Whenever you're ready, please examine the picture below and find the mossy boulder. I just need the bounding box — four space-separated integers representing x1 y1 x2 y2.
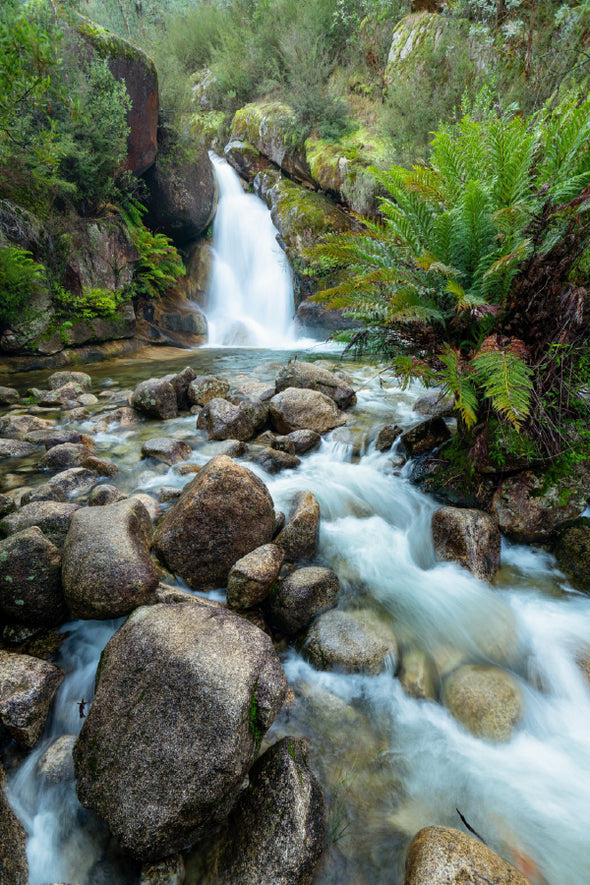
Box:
490 469 589 544
305 131 385 214
142 124 217 245
231 102 313 186
76 14 158 175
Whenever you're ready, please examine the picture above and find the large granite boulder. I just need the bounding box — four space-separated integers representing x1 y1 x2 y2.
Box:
0 527 65 627
209 737 326 885
154 455 275 590
431 506 501 582
142 125 217 244
490 470 589 543
405 825 528 884
62 498 158 619
0 764 28 885
73 600 288 861
39 442 93 470
443 664 523 742
0 651 64 748
77 15 158 175
275 361 356 410
269 388 346 435
266 567 340 635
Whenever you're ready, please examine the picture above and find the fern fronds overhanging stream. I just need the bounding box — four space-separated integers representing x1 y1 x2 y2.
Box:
309 91 590 466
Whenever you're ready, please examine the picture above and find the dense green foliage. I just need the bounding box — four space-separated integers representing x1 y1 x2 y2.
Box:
312 90 590 464
122 200 186 300
0 0 185 335
0 246 46 326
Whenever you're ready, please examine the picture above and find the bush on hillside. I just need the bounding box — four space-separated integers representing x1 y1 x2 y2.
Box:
311 89 590 466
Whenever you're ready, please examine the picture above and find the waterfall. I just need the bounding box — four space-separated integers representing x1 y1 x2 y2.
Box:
205 154 300 348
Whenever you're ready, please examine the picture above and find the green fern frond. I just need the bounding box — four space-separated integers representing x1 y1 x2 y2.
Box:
438 348 479 428
472 349 533 428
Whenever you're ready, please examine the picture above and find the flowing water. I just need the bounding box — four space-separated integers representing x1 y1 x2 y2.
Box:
204 154 301 348
2 165 590 883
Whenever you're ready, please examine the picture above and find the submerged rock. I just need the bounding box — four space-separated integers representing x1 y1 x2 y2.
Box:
398 648 438 700
141 437 192 465
74 600 288 861
442 664 523 742
405 825 528 884
0 651 64 748
154 455 275 590
140 855 185 885
210 737 326 885
305 609 398 675
431 506 501 582
62 498 158 619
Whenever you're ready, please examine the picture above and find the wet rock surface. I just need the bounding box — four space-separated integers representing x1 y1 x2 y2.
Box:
227 543 285 610
154 454 275 590
552 517 590 592
0 526 65 626
275 490 320 561
432 506 501 582
269 388 346 435
405 825 528 884
0 763 29 885
266 566 340 635
305 609 398 674
275 360 356 410
62 498 158 619
74 600 288 861
209 737 327 885
0 651 64 748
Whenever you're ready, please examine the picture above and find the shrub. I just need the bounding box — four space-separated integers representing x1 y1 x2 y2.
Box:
0 246 46 328
311 90 590 464
121 200 185 299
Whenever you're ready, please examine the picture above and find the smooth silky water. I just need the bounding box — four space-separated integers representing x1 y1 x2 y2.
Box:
2 157 590 884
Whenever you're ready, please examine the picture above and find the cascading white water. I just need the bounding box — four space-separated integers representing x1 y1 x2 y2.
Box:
205 154 300 347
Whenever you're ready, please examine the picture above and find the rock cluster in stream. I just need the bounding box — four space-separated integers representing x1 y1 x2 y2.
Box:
0 359 588 884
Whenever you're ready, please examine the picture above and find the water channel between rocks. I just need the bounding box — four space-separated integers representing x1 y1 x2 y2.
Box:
2 345 590 885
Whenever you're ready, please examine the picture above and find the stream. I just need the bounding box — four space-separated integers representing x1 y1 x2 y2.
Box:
2 159 590 885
